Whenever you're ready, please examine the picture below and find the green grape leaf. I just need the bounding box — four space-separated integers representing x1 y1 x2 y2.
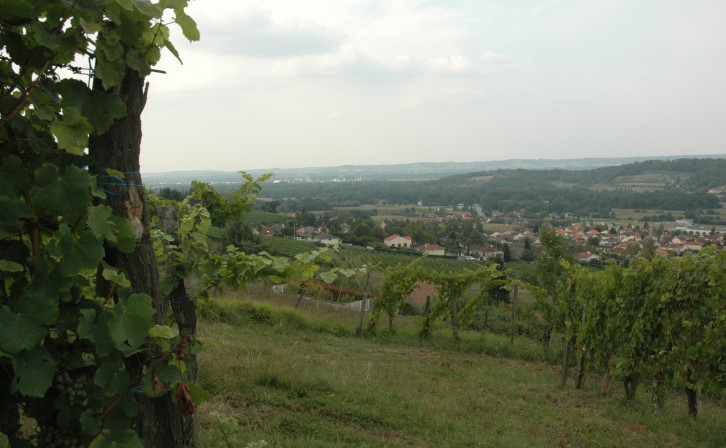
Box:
1 0 35 20
11 345 56 397
93 353 128 393
56 79 127 134
187 383 210 405
295 252 317 263
153 363 181 385
105 169 125 179
79 17 104 34
80 408 102 436
57 225 105 276
109 293 155 355
0 431 8 448
78 308 98 341
161 275 179 296
0 306 47 353
20 268 63 324
133 0 163 19
0 260 23 272
29 22 76 56
94 56 126 90
109 215 136 252
319 271 337 284
49 107 92 155
163 38 183 64
270 257 289 273
148 325 175 339
89 429 144 448
0 196 33 239
114 0 134 11
160 0 189 9
87 205 136 252
174 10 200 42
31 164 94 225
0 155 30 194
125 49 151 76
102 265 132 287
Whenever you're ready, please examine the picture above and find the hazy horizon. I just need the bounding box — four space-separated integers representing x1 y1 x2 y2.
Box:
141 153 726 175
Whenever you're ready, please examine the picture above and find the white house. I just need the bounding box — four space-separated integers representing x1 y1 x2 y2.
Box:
384 234 412 249
417 243 445 256
310 233 341 247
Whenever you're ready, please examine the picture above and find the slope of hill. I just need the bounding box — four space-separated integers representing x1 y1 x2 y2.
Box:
438 158 726 192
196 294 726 448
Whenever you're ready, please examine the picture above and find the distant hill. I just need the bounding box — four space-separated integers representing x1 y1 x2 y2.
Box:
255 157 726 217
143 154 726 187
436 158 726 192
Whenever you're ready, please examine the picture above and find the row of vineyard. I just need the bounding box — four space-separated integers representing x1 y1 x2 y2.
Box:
257 237 481 274
537 250 726 419
258 236 318 258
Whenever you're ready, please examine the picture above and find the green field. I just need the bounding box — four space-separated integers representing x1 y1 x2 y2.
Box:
258 236 319 258
243 211 291 226
611 208 685 223
194 292 726 448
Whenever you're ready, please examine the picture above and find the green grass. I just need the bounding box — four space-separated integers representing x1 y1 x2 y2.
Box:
257 236 318 257
194 292 726 448
244 210 291 226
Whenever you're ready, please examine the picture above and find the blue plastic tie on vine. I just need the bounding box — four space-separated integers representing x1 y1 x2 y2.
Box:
169 296 191 309
96 148 143 196
132 387 173 396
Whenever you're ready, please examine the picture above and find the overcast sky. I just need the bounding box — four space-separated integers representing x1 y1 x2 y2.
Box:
140 0 726 173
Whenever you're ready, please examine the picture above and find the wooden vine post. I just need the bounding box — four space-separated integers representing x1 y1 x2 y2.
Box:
510 283 518 345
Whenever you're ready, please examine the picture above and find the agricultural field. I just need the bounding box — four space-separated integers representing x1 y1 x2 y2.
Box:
609 206 726 226
333 204 435 221
593 172 691 192
611 208 685 223
258 236 319 258
257 238 482 275
244 210 291 226
194 292 726 448
481 223 519 233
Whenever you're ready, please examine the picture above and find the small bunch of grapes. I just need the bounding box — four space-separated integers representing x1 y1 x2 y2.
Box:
35 426 82 448
55 371 89 408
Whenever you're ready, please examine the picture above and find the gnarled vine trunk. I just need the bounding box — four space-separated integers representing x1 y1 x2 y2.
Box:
90 68 190 448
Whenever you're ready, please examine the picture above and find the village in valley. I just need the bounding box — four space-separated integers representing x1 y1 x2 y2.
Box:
252 203 726 267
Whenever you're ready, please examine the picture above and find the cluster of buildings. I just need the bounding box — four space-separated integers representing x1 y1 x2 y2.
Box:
255 213 725 263
382 220 725 263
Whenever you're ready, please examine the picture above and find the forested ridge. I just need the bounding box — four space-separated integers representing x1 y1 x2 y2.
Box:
259 158 725 214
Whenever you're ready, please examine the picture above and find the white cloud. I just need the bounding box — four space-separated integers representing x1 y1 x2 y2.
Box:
426 55 474 74
140 0 726 172
198 7 346 58
397 86 487 107
481 51 511 65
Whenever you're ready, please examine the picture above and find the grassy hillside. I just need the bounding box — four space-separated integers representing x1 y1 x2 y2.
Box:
194 291 726 448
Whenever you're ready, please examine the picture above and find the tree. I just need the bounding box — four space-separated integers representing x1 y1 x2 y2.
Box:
372 260 422 331
1 1 200 446
158 187 187 202
424 266 503 341
501 244 512 262
259 200 279 213
297 209 317 227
